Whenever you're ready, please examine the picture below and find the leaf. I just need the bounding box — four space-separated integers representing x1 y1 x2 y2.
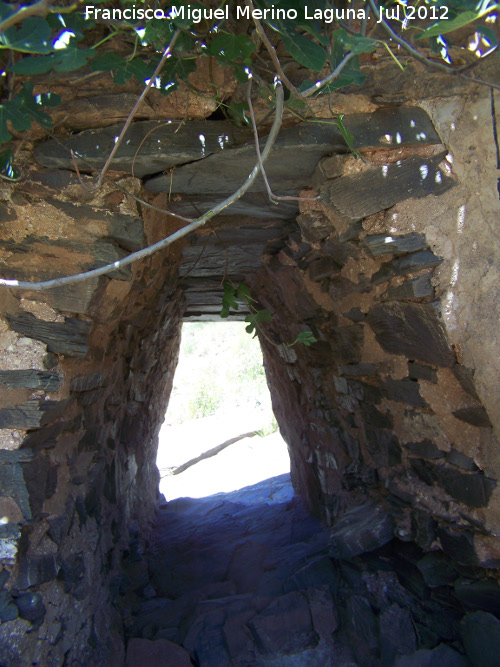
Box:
295 332 317 346
207 32 255 62
91 53 155 85
280 30 326 71
143 18 176 51
227 100 250 126
0 83 61 146
245 310 272 336
221 282 239 318
416 9 492 39
10 44 95 75
333 28 377 55
0 16 53 54
159 56 197 95
336 114 360 158
236 282 252 303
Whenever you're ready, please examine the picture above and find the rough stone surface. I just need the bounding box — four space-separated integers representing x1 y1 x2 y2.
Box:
0 79 498 666
329 503 394 559
460 611 500 667
125 638 193 666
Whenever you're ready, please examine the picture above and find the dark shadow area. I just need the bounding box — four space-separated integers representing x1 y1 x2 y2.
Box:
118 475 498 666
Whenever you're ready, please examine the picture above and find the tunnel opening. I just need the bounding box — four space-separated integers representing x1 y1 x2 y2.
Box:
0 86 499 667
156 321 290 501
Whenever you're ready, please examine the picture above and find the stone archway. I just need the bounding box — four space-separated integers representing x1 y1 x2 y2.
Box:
0 75 499 664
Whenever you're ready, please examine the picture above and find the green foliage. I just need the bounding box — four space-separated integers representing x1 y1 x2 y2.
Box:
166 322 271 424
0 82 61 144
288 331 317 347
244 309 272 336
0 16 53 54
336 114 362 160
0 0 493 169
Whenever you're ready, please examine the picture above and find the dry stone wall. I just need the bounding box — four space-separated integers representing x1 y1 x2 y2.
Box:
249 91 500 571
0 72 498 664
0 176 184 664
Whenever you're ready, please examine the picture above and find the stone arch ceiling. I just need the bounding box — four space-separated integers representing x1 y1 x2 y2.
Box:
0 82 499 664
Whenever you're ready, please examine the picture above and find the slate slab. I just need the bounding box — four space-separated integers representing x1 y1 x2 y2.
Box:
35 107 439 180
366 302 456 367
320 153 454 223
364 232 427 257
329 503 394 559
126 637 193 666
0 370 61 392
452 407 492 428
395 644 468 666
7 312 91 358
383 275 435 302
460 611 500 667
248 591 317 655
372 249 443 284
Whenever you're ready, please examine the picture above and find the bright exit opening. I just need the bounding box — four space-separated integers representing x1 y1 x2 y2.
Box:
156 322 290 500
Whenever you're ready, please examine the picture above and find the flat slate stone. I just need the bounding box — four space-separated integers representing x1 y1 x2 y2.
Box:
366 302 456 367
383 275 435 301
452 406 492 428
408 362 438 383
0 399 63 429
395 644 468 667
372 249 442 284
417 552 458 588
34 120 252 178
410 459 495 508
452 365 479 399
70 373 104 392
454 579 500 616
0 370 61 392
329 503 394 559
320 153 454 222
364 232 427 257
6 312 91 358
380 377 427 407
35 106 439 181
125 637 193 667
406 440 445 460
460 611 500 667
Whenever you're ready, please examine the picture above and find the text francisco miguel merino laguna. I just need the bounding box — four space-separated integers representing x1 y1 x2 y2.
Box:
85 4 391 23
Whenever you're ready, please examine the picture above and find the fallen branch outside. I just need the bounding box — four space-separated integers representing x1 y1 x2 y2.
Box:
162 431 259 477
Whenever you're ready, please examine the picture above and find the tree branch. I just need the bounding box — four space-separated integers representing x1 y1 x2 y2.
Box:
0 83 284 291
95 29 181 188
0 0 80 35
300 52 356 97
246 82 318 204
246 0 300 99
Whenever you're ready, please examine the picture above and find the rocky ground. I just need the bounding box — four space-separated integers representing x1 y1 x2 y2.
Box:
116 474 500 666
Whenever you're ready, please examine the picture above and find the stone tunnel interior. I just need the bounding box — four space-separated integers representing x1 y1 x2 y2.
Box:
0 74 499 665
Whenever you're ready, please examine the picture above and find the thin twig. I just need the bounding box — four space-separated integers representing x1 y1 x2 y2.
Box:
246 82 319 204
42 127 195 224
246 0 300 99
0 83 284 291
300 52 356 97
95 29 181 188
130 121 176 178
